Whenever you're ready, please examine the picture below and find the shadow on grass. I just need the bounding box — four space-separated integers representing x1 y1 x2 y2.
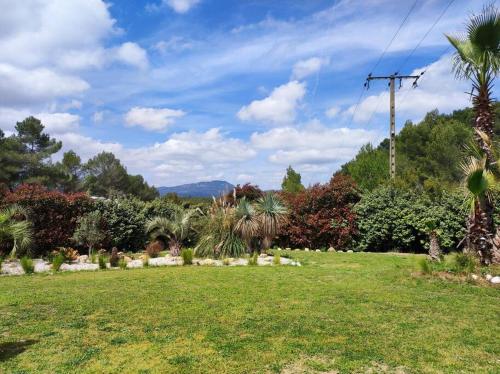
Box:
0 339 38 361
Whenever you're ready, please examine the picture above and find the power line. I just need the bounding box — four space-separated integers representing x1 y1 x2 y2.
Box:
396 0 457 73
348 0 418 126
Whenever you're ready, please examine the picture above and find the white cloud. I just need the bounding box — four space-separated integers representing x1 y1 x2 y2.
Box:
152 37 193 54
59 100 83 111
292 57 329 80
251 124 380 165
165 0 200 13
125 107 186 131
325 105 341 118
0 108 80 134
0 64 89 106
238 81 306 124
114 42 149 70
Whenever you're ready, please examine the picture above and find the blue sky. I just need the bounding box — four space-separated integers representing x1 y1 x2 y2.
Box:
0 0 493 189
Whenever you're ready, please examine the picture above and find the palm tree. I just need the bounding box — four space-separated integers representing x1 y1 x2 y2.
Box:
145 207 198 256
0 204 33 258
461 155 498 264
446 5 500 159
235 197 260 253
255 193 287 251
447 4 500 264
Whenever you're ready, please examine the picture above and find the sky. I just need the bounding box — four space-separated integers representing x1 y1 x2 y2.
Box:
0 0 494 189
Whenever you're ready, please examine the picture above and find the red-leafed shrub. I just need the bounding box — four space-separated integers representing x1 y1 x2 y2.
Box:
1 184 94 256
279 174 360 249
225 183 264 205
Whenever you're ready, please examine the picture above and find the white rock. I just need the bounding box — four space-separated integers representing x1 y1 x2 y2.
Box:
315 249 321 252
259 253 268 258
304 248 309 252
490 276 500 284
148 257 180 266
347 250 354 253
257 258 271 266
328 247 335 252
60 263 99 272
285 248 291 251
471 274 479 280
127 259 143 269
77 255 89 263
229 258 248 266
280 258 292 265
34 260 51 273
486 274 493 281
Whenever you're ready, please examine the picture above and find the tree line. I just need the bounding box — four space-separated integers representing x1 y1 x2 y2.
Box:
0 116 158 200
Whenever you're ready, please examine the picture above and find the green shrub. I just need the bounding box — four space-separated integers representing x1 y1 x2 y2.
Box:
223 258 231 266
248 252 258 266
142 254 150 267
273 253 281 265
355 186 466 253
98 255 107 270
181 249 193 265
52 253 65 272
452 253 477 274
118 258 127 270
20 256 34 274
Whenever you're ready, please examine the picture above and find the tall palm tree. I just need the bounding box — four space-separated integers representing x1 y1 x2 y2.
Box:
446 4 500 264
255 193 287 251
235 197 260 253
446 4 500 159
145 207 198 256
0 204 33 258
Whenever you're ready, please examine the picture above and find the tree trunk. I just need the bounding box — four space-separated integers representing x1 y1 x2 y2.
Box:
467 80 496 265
428 231 441 261
466 203 493 265
169 239 181 256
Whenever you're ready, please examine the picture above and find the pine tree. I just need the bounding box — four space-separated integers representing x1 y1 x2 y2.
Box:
281 166 305 193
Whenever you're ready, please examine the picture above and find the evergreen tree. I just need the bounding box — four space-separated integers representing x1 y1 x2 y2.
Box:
281 166 305 193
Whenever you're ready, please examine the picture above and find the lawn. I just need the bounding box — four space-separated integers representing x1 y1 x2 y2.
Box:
0 252 499 373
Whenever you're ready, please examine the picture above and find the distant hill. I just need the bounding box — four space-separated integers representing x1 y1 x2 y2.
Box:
157 180 234 198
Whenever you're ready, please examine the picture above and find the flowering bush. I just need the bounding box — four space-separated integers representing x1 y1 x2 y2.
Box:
280 174 360 249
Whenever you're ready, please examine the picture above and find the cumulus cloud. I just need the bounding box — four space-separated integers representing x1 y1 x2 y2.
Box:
165 0 200 13
125 107 186 131
0 64 89 106
251 124 380 165
237 81 306 124
0 108 80 134
114 42 149 69
291 57 329 80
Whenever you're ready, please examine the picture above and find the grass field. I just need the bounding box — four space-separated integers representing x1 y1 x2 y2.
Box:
1 252 499 373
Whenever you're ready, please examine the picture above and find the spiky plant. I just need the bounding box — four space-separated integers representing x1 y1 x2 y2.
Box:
461 155 497 264
235 197 260 253
424 218 442 262
255 193 287 251
145 207 199 256
194 198 245 258
0 204 33 258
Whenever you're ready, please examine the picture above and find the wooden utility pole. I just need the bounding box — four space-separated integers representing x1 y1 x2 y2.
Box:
365 72 423 179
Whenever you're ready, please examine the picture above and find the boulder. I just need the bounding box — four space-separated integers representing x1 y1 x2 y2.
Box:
315 249 321 252
259 253 268 258
486 274 493 281
77 255 89 263
328 247 335 252
490 276 500 284
347 250 354 253
127 259 143 269
123 256 133 263
304 248 309 252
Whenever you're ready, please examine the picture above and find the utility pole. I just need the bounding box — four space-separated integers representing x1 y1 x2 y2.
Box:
365 72 423 179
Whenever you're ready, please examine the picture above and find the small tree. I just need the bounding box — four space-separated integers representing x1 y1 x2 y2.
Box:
281 166 305 193
72 211 106 257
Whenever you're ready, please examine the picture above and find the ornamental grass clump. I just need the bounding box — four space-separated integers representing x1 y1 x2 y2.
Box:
118 258 127 270
273 253 281 265
52 253 65 272
248 252 258 266
452 253 477 274
98 255 107 270
20 256 34 274
181 249 193 265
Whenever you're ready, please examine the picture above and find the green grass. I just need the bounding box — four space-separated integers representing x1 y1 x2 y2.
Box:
0 252 498 373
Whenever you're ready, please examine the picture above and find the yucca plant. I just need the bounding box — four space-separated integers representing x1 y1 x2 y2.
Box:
235 197 260 253
0 204 33 258
255 193 287 251
195 198 246 258
145 207 199 256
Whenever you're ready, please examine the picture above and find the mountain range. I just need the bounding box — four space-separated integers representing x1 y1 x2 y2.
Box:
157 180 234 198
